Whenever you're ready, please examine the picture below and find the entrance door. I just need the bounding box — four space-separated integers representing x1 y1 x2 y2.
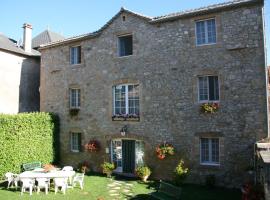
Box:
122 140 135 173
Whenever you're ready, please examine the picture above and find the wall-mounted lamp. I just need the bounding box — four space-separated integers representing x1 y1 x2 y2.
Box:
120 125 128 136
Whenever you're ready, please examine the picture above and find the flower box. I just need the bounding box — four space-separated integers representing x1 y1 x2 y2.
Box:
69 108 80 116
112 114 140 121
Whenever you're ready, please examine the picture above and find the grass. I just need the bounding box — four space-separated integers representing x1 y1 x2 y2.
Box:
0 172 241 200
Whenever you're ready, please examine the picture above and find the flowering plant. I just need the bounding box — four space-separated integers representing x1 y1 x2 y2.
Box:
84 140 100 152
201 103 219 113
156 142 174 160
43 164 56 172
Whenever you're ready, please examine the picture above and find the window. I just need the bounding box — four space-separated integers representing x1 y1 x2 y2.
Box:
70 132 81 152
69 88 81 108
196 19 216 45
113 84 139 115
200 138 219 165
118 35 133 57
198 76 219 102
70 46 81 64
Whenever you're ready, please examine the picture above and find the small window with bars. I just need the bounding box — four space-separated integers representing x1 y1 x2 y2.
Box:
198 76 219 102
196 19 216 45
200 138 220 165
69 88 81 108
70 46 81 65
118 35 133 57
70 132 82 152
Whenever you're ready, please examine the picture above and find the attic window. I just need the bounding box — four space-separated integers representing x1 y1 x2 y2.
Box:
122 15 126 21
118 35 133 57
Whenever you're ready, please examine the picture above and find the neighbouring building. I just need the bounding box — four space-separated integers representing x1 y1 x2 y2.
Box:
0 24 64 114
39 0 268 187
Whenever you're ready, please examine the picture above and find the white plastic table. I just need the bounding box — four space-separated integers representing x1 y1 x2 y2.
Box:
19 169 76 186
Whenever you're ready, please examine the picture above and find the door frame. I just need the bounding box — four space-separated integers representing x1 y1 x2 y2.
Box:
111 139 144 173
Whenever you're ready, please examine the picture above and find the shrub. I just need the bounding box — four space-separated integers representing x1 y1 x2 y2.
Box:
205 174 216 188
174 160 189 186
0 112 59 178
135 166 151 182
101 162 115 178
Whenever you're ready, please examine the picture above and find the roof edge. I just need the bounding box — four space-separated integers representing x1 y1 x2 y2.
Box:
39 0 264 50
151 0 263 23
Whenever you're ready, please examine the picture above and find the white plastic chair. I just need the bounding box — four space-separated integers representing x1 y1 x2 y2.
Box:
62 166 74 185
62 166 73 171
36 178 49 195
5 172 19 189
72 173 84 189
54 177 68 194
20 178 35 195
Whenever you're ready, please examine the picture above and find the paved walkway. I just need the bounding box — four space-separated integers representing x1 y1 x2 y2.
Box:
107 180 134 200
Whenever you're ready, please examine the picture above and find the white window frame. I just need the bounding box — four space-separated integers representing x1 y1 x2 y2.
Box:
70 132 80 153
117 34 133 57
113 84 139 115
70 46 81 65
200 137 220 166
198 75 220 103
195 18 217 46
69 88 81 108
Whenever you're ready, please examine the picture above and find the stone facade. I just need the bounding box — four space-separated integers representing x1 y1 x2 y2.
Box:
40 0 267 187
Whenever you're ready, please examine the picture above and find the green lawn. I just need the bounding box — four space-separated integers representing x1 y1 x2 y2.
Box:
0 173 241 200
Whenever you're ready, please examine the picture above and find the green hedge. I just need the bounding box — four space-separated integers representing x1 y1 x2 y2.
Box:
0 112 60 178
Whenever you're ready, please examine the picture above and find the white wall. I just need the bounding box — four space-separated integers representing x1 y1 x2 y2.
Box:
0 51 25 114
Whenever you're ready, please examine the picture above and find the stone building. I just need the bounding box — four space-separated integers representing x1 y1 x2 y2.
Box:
0 24 64 114
39 0 268 187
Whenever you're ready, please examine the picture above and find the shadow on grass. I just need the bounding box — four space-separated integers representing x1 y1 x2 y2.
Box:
0 181 20 193
124 194 153 200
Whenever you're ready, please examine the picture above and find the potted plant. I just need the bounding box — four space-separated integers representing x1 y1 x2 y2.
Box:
135 166 151 182
69 108 80 116
84 140 100 152
43 164 56 172
174 160 189 186
101 162 115 178
201 103 219 113
156 142 175 160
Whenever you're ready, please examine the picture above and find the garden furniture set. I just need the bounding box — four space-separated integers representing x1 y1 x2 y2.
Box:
5 165 85 195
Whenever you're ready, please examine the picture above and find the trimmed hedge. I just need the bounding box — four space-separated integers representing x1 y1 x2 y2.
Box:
0 112 60 178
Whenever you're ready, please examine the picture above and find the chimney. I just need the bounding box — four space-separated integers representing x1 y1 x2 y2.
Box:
22 23 32 53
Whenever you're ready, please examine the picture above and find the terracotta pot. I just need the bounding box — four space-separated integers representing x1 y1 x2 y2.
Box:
142 175 149 182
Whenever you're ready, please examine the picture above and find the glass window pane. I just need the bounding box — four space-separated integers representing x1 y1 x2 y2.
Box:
119 35 132 56
208 76 219 101
198 77 208 101
201 138 209 163
196 21 206 45
207 19 216 43
211 138 219 163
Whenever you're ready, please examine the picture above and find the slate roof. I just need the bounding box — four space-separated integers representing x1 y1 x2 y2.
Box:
39 0 263 49
32 30 65 49
0 33 40 57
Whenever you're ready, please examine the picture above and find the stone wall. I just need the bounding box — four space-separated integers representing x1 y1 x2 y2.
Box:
40 2 267 187
0 50 40 113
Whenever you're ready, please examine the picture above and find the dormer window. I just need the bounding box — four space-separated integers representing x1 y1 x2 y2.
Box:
70 46 81 65
118 35 133 57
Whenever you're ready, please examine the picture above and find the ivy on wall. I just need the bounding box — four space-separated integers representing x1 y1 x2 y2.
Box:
0 112 60 177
